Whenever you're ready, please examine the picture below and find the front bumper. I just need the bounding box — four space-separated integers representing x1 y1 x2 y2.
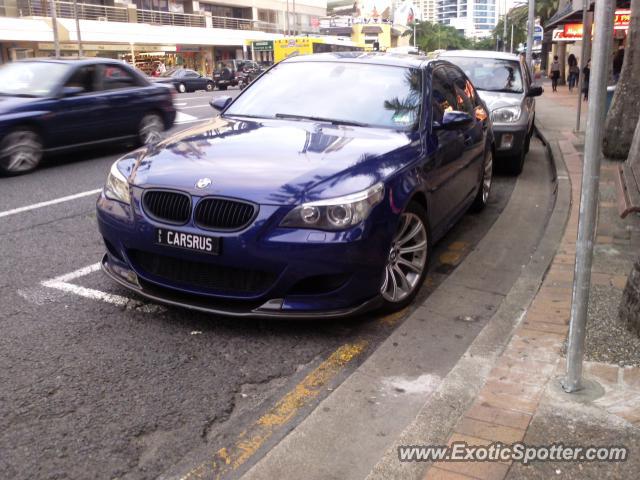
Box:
96 190 393 318
492 123 528 158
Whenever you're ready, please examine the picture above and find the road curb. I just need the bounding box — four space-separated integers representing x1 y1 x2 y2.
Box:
363 121 573 480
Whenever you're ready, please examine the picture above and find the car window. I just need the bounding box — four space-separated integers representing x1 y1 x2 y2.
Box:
100 65 138 90
447 67 475 115
184 70 199 77
0 61 71 97
430 68 457 124
64 65 97 94
442 56 524 93
225 61 423 130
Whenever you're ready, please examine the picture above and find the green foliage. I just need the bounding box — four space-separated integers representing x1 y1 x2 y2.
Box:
406 21 471 52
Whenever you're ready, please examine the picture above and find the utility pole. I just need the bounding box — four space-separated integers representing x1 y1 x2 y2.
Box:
502 1 508 53
575 0 592 132
50 0 60 58
73 0 83 57
562 0 616 393
511 23 514 53
292 0 296 35
286 0 290 35
526 0 535 72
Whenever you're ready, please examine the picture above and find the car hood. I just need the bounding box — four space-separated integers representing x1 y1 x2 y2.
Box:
0 95 42 112
476 89 524 111
129 116 417 205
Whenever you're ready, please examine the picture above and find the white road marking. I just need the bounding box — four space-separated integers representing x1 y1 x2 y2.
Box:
39 262 165 313
0 188 102 219
179 104 212 110
175 112 207 124
174 102 188 107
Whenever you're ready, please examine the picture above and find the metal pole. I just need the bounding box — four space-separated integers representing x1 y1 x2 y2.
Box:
292 0 296 35
562 0 616 393
511 23 514 53
50 0 60 58
502 6 508 52
413 23 417 48
73 0 83 57
130 42 135 67
575 0 592 132
526 0 535 73
286 0 290 35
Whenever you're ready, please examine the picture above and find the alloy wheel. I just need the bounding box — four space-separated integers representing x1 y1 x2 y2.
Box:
380 212 428 303
139 114 164 145
0 130 42 174
178 83 186 93
206 82 213 91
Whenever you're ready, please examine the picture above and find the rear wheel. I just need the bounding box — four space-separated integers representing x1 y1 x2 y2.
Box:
205 82 214 92
0 128 42 175
470 148 493 212
139 113 164 146
177 83 186 93
380 201 430 310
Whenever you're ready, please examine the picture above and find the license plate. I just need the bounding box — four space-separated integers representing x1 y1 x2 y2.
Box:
155 228 220 255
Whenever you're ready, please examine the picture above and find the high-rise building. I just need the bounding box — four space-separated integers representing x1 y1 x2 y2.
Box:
391 0 437 23
436 0 498 39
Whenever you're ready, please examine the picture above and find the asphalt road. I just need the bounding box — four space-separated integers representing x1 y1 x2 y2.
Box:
0 95 524 480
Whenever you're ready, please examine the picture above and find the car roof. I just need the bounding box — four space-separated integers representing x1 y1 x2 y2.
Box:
16 57 129 66
282 52 431 69
438 50 522 62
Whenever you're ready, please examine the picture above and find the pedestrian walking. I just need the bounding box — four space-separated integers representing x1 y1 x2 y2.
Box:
613 46 624 83
582 59 591 101
567 54 579 92
550 55 561 92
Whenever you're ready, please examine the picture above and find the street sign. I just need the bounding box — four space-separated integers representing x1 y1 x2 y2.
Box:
252 41 273 52
534 24 543 41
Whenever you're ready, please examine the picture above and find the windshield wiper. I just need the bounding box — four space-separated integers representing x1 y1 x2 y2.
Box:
274 113 368 127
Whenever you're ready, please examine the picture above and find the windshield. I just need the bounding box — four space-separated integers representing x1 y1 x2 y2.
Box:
160 68 179 77
443 57 523 93
225 61 423 129
0 62 72 97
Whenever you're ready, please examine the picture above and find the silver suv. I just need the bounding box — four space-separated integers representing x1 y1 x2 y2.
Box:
438 50 543 175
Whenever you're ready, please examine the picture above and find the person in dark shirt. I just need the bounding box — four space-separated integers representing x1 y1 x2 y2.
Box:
613 47 624 83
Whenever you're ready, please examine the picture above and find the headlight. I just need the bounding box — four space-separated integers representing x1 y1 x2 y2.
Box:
491 106 522 123
280 183 385 231
104 161 131 205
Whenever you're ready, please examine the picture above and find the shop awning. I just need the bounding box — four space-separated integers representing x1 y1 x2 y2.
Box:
361 26 383 34
320 27 353 36
0 17 53 42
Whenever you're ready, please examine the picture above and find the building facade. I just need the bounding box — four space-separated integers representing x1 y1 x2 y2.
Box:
0 0 327 71
436 0 497 38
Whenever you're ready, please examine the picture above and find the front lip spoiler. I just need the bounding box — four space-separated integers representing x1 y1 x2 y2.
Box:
100 254 382 319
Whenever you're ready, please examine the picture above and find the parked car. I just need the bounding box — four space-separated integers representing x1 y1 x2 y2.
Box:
154 67 214 93
97 53 494 318
213 60 262 90
0 58 176 175
438 50 543 175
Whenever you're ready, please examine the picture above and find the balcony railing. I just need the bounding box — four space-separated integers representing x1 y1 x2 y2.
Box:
210 15 252 30
17 0 129 23
137 9 205 28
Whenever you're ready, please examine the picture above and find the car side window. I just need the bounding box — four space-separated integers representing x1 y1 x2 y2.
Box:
447 67 475 115
64 65 97 94
100 65 138 90
185 70 199 77
431 68 457 125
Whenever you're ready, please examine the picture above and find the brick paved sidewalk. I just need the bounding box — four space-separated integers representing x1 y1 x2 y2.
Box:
424 85 640 480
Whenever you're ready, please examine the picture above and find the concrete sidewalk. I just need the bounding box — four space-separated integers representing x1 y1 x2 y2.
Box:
421 84 640 480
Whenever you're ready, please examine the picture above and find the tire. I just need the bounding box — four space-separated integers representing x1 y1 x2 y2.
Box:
138 113 164 146
470 148 493 212
206 82 214 92
379 201 430 311
0 128 43 176
177 83 186 93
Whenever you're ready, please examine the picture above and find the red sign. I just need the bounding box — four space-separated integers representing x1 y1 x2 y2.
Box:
614 9 631 30
563 23 583 38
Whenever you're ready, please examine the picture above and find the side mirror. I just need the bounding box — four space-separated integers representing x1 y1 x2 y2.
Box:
527 85 543 97
435 110 474 130
210 96 232 112
61 86 84 97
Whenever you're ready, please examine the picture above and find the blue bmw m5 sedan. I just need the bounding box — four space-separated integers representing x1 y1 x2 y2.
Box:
97 52 494 318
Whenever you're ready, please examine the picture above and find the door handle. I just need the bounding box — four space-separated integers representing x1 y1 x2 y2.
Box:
463 135 473 147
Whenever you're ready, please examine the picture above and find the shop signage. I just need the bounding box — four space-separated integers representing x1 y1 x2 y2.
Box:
37 43 176 52
252 41 273 52
176 45 201 52
555 8 630 42
614 9 631 30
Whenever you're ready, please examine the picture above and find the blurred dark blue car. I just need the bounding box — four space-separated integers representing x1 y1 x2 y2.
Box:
97 53 494 318
0 58 176 175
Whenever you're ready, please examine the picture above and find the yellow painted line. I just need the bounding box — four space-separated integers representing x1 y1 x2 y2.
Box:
439 251 463 265
378 307 409 326
448 241 470 252
179 340 368 480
